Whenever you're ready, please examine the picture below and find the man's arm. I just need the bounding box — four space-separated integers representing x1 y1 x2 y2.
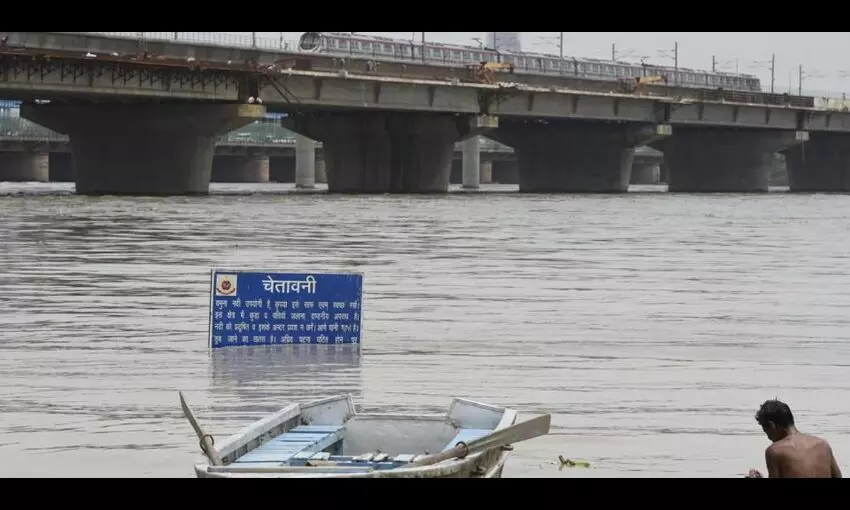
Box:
765 447 782 478
829 445 842 478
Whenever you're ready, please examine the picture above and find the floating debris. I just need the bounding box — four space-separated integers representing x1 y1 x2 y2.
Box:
558 455 591 468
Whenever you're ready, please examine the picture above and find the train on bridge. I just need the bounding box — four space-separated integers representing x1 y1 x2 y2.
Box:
297 32 762 93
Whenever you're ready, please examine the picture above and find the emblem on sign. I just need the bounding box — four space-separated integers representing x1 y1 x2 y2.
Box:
215 274 238 296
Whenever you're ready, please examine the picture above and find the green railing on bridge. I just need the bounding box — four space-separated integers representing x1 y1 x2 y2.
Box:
0 113 516 152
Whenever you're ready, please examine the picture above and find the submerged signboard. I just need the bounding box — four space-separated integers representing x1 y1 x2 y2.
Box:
208 270 363 349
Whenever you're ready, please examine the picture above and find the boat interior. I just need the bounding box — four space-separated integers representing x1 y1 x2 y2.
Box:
204 395 517 474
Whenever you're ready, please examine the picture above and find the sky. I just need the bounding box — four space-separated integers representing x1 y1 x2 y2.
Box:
236 32 850 98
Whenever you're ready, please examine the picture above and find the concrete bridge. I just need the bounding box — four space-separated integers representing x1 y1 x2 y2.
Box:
0 113 666 186
1 31 841 195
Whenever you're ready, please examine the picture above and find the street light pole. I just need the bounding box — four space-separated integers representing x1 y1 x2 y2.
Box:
770 53 776 93
559 32 563 60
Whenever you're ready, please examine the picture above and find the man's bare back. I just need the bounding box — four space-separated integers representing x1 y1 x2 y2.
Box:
747 399 842 478
763 432 841 478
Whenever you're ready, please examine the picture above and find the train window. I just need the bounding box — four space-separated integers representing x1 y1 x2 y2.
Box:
339 40 348 49
362 42 372 51
452 51 461 60
383 43 392 53
463 52 472 60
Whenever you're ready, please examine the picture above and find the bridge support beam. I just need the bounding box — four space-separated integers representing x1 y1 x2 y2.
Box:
630 161 661 185
316 157 327 184
211 155 270 183
492 161 518 184
480 160 493 184
652 128 809 193
20 103 265 195
488 121 672 193
0 152 49 182
283 112 497 193
784 133 850 192
295 134 316 189
49 152 74 182
462 136 481 189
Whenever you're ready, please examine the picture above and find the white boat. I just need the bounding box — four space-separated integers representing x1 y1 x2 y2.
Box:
181 393 550 478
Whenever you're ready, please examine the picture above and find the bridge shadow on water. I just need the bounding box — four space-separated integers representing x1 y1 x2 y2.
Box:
207 344 362 424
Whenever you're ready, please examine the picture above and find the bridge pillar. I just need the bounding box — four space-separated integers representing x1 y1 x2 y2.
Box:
480 160 493 184
492 161 518 184
488 120 672 193
630 162 661 185
211 155 270 183
652 128 808 193
462 136 481 189
269 156 295 183
49 152 74 182
315 157 327 184
295 134 316 189
283 112 496 193
0 152 49 182
783 133 850 192
20 103 265 195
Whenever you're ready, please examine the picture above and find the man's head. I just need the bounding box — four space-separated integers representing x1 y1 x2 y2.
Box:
755 399 795 441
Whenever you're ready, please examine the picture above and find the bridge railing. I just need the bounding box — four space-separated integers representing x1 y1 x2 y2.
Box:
0 112 517 152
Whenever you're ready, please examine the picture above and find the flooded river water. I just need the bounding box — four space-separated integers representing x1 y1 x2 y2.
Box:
1 182 848 478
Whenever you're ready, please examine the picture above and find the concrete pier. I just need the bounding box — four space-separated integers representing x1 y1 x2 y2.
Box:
630 162 661 184
20 103 265 195
489 121 671 193
211 155 270 183
295 134 316 189
0 152 49 182
784 133 850 192
654 128 808 193
480 160 493 184
315 157 327 184
284 112 492 193
462 137 481 189
49 152 74 182
492 161 519 185
269 156 295 183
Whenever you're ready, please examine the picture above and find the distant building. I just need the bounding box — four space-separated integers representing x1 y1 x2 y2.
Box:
485 32 521 53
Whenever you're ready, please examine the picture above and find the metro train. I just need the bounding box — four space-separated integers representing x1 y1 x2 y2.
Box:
298 32 762 93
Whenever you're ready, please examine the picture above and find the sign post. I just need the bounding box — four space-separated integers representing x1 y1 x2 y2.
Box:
208 270 363 352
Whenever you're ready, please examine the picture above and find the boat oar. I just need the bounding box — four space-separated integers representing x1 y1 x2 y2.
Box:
178 391 223 466
410 413 551 467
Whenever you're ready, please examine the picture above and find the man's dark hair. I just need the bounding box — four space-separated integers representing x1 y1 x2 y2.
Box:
755 399 795 428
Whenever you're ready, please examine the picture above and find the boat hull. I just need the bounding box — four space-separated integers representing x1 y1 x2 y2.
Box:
189 395 523 479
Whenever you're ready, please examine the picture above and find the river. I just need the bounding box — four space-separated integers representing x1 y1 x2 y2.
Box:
1 182 848 478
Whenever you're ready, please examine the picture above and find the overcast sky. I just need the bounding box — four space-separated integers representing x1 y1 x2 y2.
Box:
237 32 850 97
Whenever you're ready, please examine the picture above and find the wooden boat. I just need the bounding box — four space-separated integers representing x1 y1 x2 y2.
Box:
181 392 550 478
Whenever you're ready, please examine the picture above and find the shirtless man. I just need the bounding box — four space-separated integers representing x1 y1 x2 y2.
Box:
747 399 842 478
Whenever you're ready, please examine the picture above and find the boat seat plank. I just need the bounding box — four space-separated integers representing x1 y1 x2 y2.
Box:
290 425 345 434
234 428 344 464
267 433 332 443
441 428 492 452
